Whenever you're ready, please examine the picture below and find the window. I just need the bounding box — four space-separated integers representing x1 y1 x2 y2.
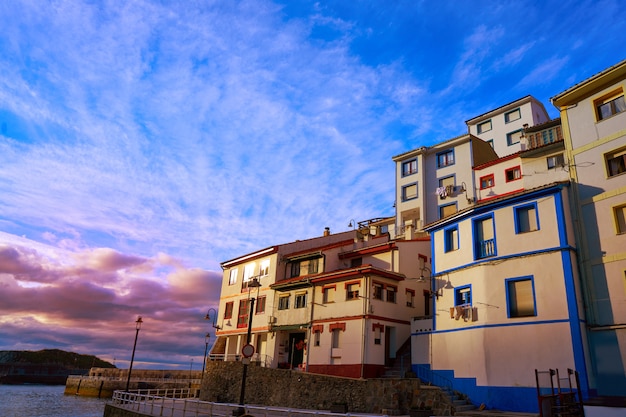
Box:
439 175 455 189
346 283 360 300
437 149 455 168
515 203 539 233
477 120 492 134
444 226 459 252
455 286 471 306
386 286 397 303
255 296 266 314
229 268 238 285
259 260 270 277
295 292 307 309
439 203 457 219
350 257 363 268
331 328 341 348
507 129 523 146
505 108 521 123
506 277 536 318
278 295 290 310
402 159 417 176
505 166 522 182
595 91 626 121
486 139 494 149
402 183 418 201
480 174 495 189
289 262 300 278
474 215 496 259
307 258 320 274
322 286 335 303
224 302 234 319
314 330 321 347
614 204 626 234
373 283 383 300
547 154 565 169
237 299 250 328
406 289 415 307
605 147 626 177
242 264 255 288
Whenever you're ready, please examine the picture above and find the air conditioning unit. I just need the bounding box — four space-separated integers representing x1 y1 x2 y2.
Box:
268 316 277 324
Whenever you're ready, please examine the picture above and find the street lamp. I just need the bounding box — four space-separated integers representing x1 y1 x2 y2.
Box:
125 316 143 392
234 277 261 416
205 307 222 330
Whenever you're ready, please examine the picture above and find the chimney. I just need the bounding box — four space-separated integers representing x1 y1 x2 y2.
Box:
324 227 330 236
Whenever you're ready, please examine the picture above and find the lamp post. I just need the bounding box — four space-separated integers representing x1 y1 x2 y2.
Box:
234 277 261 416
202 333 210 376
203 308 220 378
125 316 143 392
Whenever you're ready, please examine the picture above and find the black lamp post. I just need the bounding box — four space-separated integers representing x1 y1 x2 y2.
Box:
203 308 220 376
125 316 143 392
202 332 210 376
234 277 261 416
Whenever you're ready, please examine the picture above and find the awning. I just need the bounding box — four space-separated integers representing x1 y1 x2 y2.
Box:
271 324 309 331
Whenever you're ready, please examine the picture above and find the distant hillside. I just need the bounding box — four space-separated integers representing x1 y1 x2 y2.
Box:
0 348 115 384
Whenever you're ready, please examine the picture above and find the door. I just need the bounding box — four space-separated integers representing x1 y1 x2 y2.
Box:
288 332 306 369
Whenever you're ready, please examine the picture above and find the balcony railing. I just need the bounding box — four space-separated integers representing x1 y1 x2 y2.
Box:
477 239 495 258
526 125 563 149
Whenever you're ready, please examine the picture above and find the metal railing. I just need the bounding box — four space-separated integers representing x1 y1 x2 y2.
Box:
110 389 386 417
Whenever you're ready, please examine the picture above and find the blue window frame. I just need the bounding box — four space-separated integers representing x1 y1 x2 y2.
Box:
455 285 471 306
402 182 418 201
514 202 540 234
439 202 457 219
473 214 496 259
436 149 455 168
505 276 536 318
444 225 459 252
402 159 418 177
507 129 523 146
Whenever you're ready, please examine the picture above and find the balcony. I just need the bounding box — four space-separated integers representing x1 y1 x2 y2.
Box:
523 120 563 150
477 239 495 258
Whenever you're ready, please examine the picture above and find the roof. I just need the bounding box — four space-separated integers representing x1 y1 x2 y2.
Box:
465 95 546 125
551 59 626 107
391 133 473 161
423 181 571 231
311 264 406 284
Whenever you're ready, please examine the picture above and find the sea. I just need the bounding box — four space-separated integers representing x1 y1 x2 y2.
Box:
0 384 108 417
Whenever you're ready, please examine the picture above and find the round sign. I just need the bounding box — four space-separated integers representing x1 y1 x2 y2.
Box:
241 343 255 358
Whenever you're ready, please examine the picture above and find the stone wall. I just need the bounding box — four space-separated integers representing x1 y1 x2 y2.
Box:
200 361 451 415
65 368 204 398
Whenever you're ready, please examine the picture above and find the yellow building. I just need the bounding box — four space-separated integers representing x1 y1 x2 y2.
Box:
551 58 626 397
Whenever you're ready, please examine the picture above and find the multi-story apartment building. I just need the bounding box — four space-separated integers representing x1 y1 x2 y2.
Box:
212 223 431 379
415 138 586 411
466 95 550 157
392 134 499 236
551 59 626 397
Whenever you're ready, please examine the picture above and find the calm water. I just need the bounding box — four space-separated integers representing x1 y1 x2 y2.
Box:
0 384 108 417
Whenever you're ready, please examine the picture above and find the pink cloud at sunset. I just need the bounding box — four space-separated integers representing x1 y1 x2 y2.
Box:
0 236 223 370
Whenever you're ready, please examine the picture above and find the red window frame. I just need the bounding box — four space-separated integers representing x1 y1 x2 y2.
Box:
480 174 495 189
505 166 522 182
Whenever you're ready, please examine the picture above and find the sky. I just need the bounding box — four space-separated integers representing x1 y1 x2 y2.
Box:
0 0 625 370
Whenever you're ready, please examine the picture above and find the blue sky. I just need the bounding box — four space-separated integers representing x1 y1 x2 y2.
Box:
0 0 624 369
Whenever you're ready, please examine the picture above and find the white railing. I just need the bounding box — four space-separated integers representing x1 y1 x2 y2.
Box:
208 353 273 367
110 389 386 417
